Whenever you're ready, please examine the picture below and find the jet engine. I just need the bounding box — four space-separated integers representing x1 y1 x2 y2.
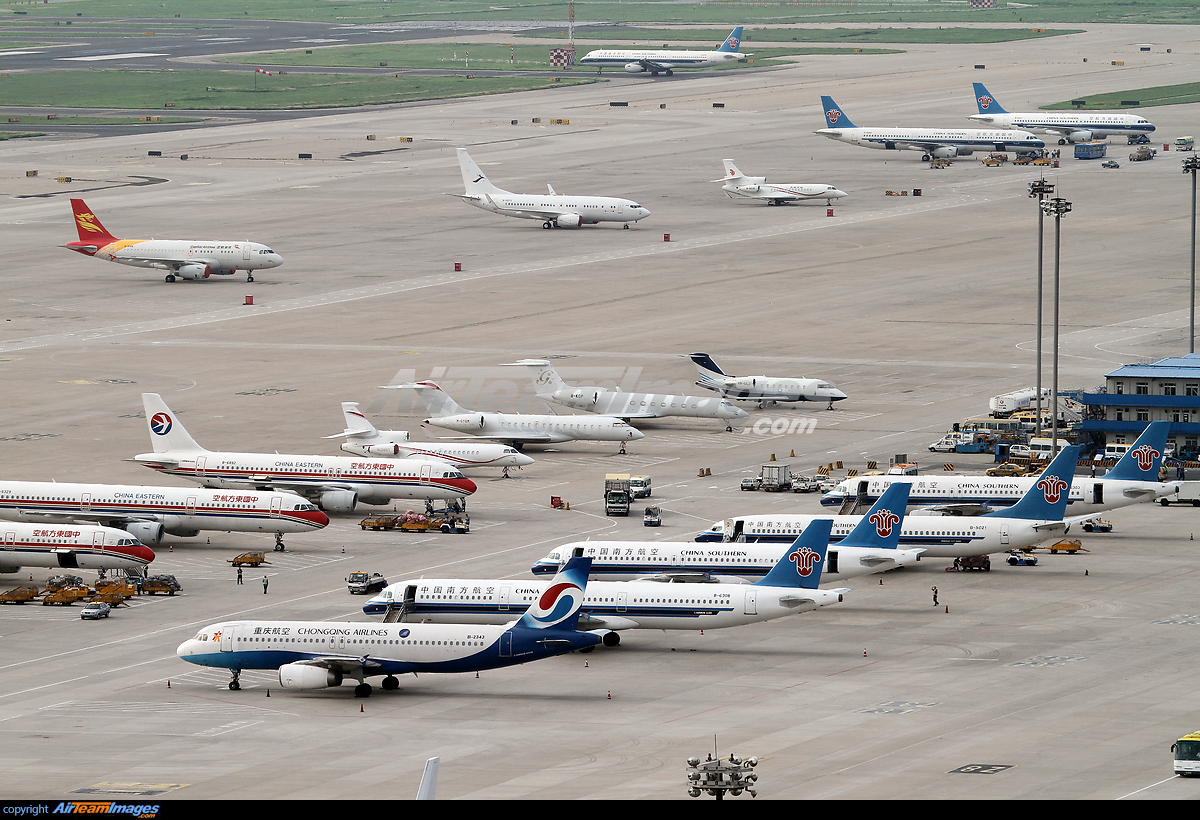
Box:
317 490 358 513
176 264 209 280
124 521 164 546
555 213 584 228
734 184 760 194
931 147 959 159
1068 130 1094 143
624 62 646 73
278 663 343 690
956 147 975 156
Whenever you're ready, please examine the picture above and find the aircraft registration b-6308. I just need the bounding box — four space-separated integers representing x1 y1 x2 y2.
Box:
130 394 476 513
579 26 749 76
0 522 154 573
969 83 1156 145
63 199 283 283
816 95 1045 161
716 160 847 207
455 149 650 229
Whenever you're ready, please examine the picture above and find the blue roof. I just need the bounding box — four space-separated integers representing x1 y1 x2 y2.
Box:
1107 354 1200 379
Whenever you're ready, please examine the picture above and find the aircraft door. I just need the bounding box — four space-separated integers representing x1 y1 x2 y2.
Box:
1093 483 1103 505
93 530 105 549
220 625 237 652
498 584 512 611
1000 523 1010 545
420 463 432 484
3 532 14 550
499 631 513 657
196 456 207 478
80 492 91 512
744 589 757 616
269 495 282 517
187 496 198 516
827 550 839 574
617 592 628 613
727 519 744 543
242 243 251 262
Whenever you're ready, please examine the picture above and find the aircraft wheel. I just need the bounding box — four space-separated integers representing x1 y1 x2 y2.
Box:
623 223 630 229
228 680 240 691
921 154 930 162
381 676 399 691
247 274 254 283
543 221 552 229
354 683 372 698
665 70 673 76
1058 138 1067 145
165 274 176 283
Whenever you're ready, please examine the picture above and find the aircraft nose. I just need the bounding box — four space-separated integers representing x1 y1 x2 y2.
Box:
831 389 848 400
628 427 645 440
458 476 478 495
118 543 156 564
513 453 536 467
302 509 331 528
176 638 194 659
270 254 283 267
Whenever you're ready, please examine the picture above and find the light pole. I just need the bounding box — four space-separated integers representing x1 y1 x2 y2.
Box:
1030 179 1055 437
1041 196 1072 457
1184 155 1199 353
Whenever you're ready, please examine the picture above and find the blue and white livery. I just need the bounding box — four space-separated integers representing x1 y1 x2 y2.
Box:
580 26 748 76
176 556 600 696
817 95 1045 160
969 83 1155 145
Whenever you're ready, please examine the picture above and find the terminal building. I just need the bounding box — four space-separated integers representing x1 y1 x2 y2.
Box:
1081 354 1200 459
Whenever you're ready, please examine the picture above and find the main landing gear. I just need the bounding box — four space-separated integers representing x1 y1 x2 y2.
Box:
165 273 176 283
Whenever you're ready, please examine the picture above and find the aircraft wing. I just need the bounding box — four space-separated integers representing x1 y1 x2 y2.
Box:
287 655 383 675
919 503 994 516
634 58 674 72
432 434 557 443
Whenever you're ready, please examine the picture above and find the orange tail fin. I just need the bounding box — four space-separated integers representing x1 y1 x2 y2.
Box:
70 199 118 245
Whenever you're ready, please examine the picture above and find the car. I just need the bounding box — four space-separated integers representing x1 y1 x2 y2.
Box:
740 477 761 491
1102 160 1120 169
986 462 1028 477
817 476 840 492
791 475 821 493
80 602 111 620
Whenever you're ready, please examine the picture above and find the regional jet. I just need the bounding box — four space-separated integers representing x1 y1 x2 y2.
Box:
969 83 1156 145
816 95 1045 161
130 394 475 513
504 359 750 430
455 149 650 229
689 353 847 408
716 160 847 206
579 25 749 76
62 199 283 283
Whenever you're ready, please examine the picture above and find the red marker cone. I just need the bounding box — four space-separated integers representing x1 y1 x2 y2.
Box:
584 659 589 667
945 605 949 613
607 691 611 699
360 704 364 713
863 649 867 657
167 680 170 688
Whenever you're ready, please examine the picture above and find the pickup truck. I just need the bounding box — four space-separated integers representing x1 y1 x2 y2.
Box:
347 572 387 595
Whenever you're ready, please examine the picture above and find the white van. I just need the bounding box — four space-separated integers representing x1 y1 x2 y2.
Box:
628 475 652 499
1175 136 1195 151
1028 437 1071 460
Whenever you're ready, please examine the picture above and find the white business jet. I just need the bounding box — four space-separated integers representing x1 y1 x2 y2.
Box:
716 160 847 206
689 353 847 408
455 148 650 229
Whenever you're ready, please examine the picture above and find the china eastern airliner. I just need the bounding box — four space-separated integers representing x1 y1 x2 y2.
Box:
63 198 283 283
0 522 154 573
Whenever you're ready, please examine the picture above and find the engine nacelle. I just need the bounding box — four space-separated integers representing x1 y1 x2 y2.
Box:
317 490 358 513
956 147 975 156
555 213 584 228
124 521 164 546
932 147 958 159
1068 130 1094 143
278 663 343 690
735 184 760 194
624 62 646 74
177 264 209 281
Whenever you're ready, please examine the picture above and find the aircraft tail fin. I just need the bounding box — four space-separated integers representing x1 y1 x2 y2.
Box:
401 382 470 418
1105 421 1170 481
322 402 379 440
502 359 570 396
721 160 745 180
456 148 504 197
141 393 207 454
985 445 1080 520
840 482 911 549
973 82 1008 115
716 26 744 52
820 96 856 129
689 352 730 392
70 199 118 246
755 519 832 589
515 555 592 630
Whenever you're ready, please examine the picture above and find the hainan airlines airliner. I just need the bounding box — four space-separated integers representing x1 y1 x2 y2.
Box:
456 149 650 229
63 199 283 283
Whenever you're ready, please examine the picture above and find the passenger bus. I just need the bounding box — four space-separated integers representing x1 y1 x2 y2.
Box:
1173 731 1200 777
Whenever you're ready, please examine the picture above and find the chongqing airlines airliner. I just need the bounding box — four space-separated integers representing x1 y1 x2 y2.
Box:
63 198 283 283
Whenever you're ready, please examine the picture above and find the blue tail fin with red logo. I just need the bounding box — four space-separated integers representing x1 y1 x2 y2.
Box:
515 555 591 630
821 96 857 129
755 518 832 589
972 83 1009 115
840 482 911 549
716 26 743 53
985 444 1080 520
1105 421 1169 482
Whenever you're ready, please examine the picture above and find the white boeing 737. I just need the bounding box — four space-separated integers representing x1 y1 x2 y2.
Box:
0 522 155 573
504 359 750 430
969 83 1156 145
63 199 283 283
689 353 847 408
0 480 328 546
579 26 748 76
326 402 535 472
717 160 847 206
455 148 650 229
393 381 645 452
130 394 476 513
816 95 1045 161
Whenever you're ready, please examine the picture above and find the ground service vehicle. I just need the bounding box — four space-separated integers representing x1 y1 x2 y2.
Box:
1006 552 1039 566
1175 136 1195 150
142 575 180 596
1128 134 1151 145
1174 732 1200 776
740 477 762 491
986 462 1029 477
0 585 38 604
950 555 991 572
1081 518 1113 533
347 572 387 595
605 474 631 516
629 476 652 499
1159 481 1200 506
1130 146 1156 161
228 552 270 567
1075 141 1108 159
759 464 792 492
80 602 111 620
643 506 661 527
792 475 820 493
1047 539 1087 554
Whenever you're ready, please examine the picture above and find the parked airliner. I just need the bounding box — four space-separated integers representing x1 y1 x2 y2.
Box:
395 381 645 452
532 482 918 582
0 481 328 546
821 423 1176 517
702 447 1080 560
717 160 847 206
364 520 847 646
969 83 1156 144
0 522 154 573
176 556 600 697
326 402 535 472
63 199 283 283
816 95 1045 160
689 353 847 408
131 394 475 513
456 149 650 229
579 26 748 76
504 359 750 430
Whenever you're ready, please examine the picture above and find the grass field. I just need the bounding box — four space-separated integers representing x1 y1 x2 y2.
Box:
0 70 596 110
1 0 1197 26
519 27 1083 44
1045 82 1200 109
0 114 202 124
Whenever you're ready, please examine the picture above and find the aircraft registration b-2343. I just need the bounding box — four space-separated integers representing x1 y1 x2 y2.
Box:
455 149 650 229
63 199 283 283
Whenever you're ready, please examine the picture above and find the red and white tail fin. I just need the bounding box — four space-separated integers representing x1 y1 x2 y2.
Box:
70 199 119 245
